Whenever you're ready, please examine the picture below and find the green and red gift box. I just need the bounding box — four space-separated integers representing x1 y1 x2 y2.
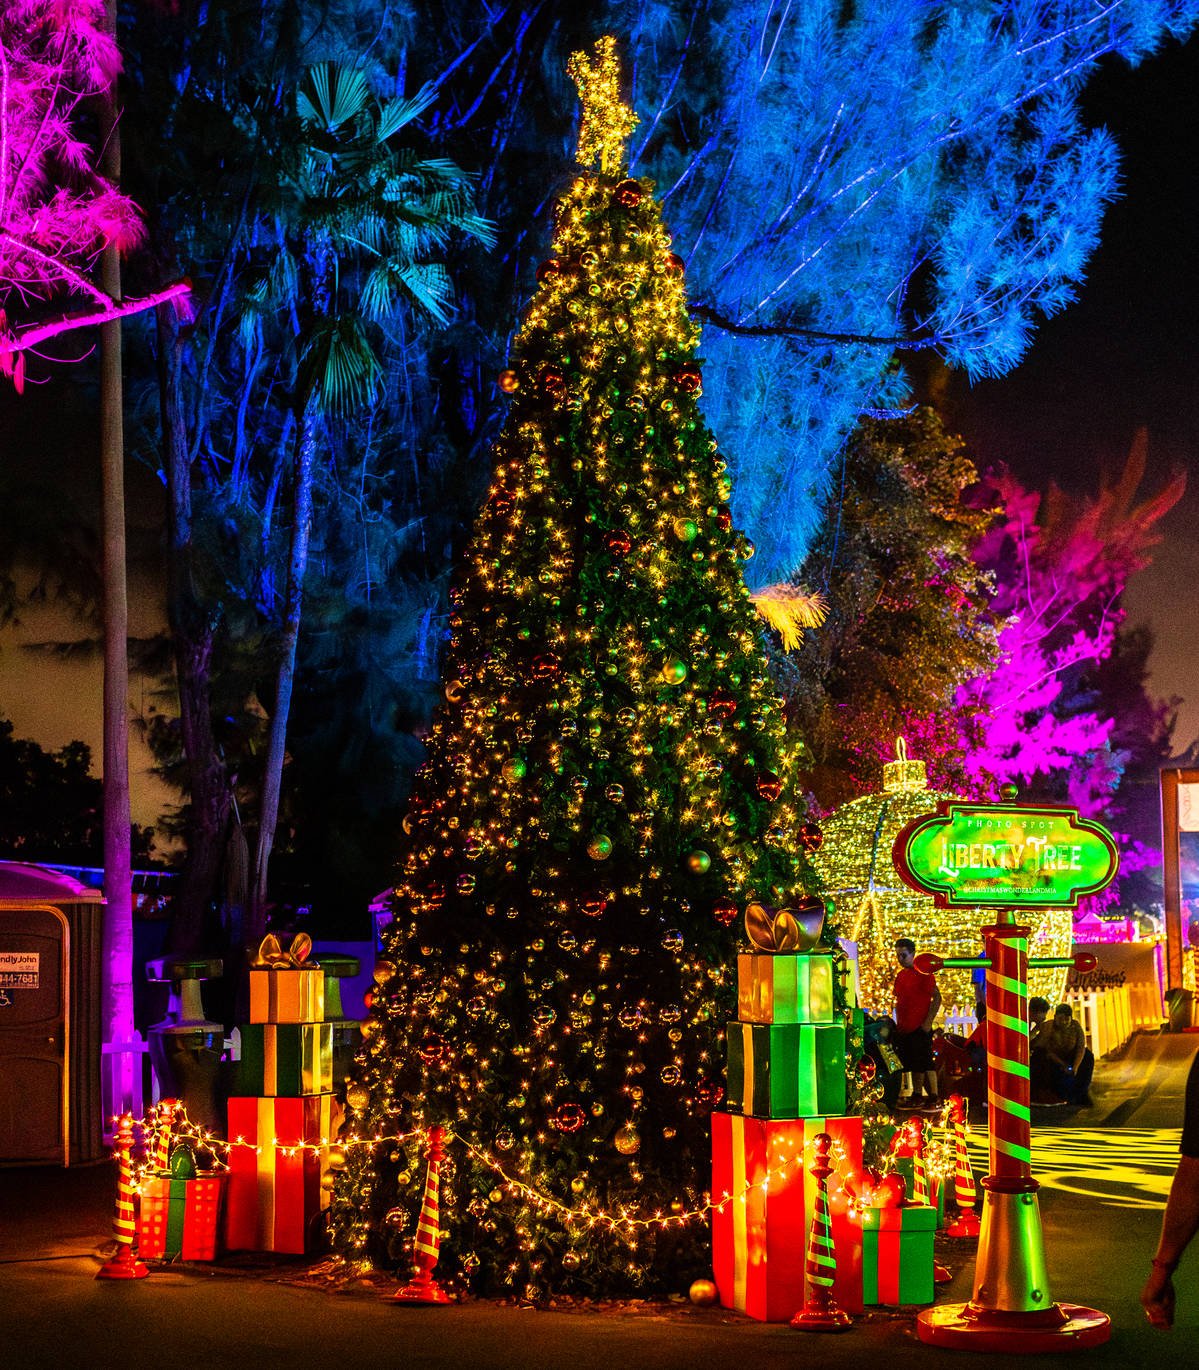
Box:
137 1156 226 1261
861 1203 937 1305
725 1020 847 1118
736 952 835 1025
711 1111 863 1320
237 1022 334 1097
224 1095 334 1254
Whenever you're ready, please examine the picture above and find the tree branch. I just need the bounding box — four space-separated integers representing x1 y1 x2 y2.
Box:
5 279 191 354
689 302 941 350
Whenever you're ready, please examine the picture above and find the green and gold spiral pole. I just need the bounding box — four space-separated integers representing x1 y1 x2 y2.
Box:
914 926 1109 1352
790 1133 851 1332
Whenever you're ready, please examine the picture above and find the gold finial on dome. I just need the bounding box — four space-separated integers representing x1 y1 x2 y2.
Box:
882 736 928 794
567 35 639 175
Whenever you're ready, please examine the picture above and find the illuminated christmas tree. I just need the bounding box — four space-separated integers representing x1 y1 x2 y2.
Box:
329 38 825 1297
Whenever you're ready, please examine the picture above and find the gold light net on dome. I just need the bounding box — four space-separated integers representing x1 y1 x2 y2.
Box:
811 740 1073 1020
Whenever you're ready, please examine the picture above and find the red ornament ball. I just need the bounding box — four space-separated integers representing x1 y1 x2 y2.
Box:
580 891 609 918
673 364 702 395
536 258 561 283
707 691 737 723
716 506 733 532
857 1056 877 1083
530 652 561 680
614 179 643 208
490 490 514 516
694 1078 725 1109
755 771 783 802
539 365 566 393
711 896 738 928
605 529 633 557
797 821 824 854
689 1278 719 1307
875 1172 906 1209
497 369 519 393
419 1034 449 1067
663 252 685 276
551 1102 586 1134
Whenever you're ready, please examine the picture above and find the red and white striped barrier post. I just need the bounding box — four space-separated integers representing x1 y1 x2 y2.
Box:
153 1098 179 1172
790 1133 851 1332
945 1094 980 1238
96 1113 148 1280
915 931 1108 1351
392 1125 453 1304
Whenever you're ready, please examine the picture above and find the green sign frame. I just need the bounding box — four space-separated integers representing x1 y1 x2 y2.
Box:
892 802 1119 909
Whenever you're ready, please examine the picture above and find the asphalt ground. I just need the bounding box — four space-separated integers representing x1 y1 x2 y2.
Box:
1 1034 1196 1370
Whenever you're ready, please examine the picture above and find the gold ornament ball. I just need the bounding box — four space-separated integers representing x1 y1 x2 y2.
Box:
372 959 397 985
689 1278 719 1307
326 1144 348 1171
497 369 520 393
346 1083 370 1112
614 1123 641 1156
570 1176 587 1194
587 834 614 861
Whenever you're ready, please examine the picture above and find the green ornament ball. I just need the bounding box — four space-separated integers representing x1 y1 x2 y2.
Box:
674 517 698 542
687 849 712 874
587 834 614 861
662 657 688 685
501 757 527 782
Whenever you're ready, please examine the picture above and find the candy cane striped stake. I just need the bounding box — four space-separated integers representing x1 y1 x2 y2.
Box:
153 1099 179 1173
790 1133 851 1332
95 1114 148 1281
392 1125 453 1304
945 1094 980 1238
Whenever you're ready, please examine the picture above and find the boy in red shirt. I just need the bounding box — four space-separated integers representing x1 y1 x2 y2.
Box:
893 937 942 1108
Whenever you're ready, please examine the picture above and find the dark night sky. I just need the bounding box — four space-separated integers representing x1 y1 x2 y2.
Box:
937 32 1199 748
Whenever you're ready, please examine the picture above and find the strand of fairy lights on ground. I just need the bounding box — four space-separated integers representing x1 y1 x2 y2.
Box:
120 1102 964 1234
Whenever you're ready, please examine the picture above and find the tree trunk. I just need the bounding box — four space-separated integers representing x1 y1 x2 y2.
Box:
248 398 318 940
98 0 133 1056
157 302 232 954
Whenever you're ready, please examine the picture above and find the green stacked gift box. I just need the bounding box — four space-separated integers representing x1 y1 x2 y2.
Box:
237 1022 334 1097
725 1021 847 1118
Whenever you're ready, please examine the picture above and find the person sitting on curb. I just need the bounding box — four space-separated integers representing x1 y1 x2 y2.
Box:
1040 1003 1094 1107
1141 1050 1199 1329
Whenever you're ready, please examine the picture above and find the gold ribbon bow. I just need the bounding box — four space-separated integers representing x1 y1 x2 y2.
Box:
744 898 826 953
250 931 317 969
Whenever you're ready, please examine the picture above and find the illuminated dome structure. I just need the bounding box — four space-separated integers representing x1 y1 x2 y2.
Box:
812 741 1072 1018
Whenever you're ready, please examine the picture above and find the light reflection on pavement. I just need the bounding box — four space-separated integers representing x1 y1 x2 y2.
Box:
965 1125 1181 1209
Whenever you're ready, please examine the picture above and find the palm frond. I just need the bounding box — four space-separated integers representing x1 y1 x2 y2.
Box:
375 82 437 143
750 584 828 651
298 63 369 132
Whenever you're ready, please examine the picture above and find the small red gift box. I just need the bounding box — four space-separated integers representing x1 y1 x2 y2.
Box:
137 1173 226 1260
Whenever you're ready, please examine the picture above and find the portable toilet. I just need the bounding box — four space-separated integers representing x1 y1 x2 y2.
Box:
0 862 105 1164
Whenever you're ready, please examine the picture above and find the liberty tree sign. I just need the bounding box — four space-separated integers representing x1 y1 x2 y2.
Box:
893 803 1118 909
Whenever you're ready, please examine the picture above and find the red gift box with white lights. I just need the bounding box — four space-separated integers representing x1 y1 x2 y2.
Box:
711 1111 864 1320
137 1173 226 1260
224 1094 335 1254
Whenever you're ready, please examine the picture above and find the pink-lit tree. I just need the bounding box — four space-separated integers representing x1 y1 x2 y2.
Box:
0 0 187 390
904 430 1184 909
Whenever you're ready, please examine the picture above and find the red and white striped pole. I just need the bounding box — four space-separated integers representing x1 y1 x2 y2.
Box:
944 1094 980 1238
96 1113 148 1280
915 928 1109 1350
393 1125 453 1304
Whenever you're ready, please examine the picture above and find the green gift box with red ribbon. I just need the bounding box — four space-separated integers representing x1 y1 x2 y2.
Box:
861 1203 937 1305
